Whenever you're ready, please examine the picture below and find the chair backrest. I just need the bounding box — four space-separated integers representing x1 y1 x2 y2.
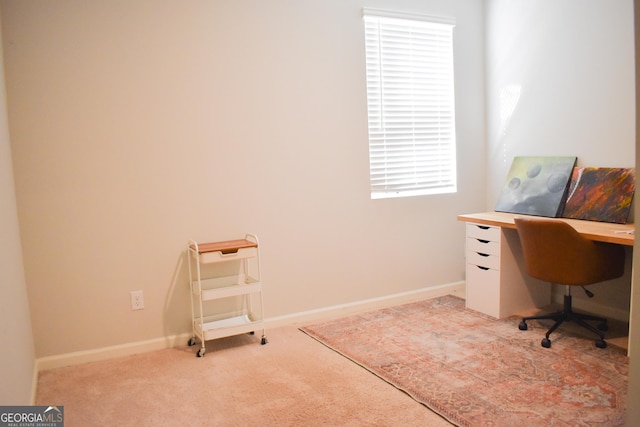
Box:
513 217 625 286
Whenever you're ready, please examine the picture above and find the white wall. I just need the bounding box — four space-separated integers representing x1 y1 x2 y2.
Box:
0 8 36 403
484 0 636 316
485 0 635 202
0 0 486 358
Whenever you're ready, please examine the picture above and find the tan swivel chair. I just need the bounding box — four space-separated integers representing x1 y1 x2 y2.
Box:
514 217 625 349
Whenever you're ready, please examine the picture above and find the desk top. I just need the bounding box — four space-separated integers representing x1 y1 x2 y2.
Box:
458 212 634 246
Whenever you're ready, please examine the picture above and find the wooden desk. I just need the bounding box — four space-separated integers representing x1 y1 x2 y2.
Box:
457 211 634 321
458 211 634 246
458 211 634 354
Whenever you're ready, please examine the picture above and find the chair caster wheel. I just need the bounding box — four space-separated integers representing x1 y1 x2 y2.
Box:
518 321 528 331
595 339 607 349
597 322 609 332
197 347 206 357
541 338 551 348
261 336 268 345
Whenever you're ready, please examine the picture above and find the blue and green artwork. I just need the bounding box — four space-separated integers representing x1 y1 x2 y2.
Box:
495 156 577 217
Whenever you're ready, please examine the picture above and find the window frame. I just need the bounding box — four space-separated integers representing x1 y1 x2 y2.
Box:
363 9 457 200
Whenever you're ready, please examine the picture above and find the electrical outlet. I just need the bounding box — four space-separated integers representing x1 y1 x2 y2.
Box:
130 290 144 310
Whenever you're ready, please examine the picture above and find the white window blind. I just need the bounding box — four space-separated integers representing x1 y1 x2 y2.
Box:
364 11 457 199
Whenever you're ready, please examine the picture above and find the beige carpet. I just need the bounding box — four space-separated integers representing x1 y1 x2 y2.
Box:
36 326 453 426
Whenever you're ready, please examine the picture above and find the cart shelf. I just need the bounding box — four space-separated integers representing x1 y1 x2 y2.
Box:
193 278 262 300
194 314 264 341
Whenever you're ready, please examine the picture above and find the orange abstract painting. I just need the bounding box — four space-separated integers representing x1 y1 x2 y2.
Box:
562 167 635 224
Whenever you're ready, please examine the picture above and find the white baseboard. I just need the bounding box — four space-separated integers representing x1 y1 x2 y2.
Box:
266 281 465 328
35 281 465 372
31 362 38 405
36 333 192 372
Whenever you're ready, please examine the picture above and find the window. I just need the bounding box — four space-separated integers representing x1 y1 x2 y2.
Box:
363 10 457 199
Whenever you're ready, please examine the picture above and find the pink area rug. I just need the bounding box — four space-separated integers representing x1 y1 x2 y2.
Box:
300 295 628 426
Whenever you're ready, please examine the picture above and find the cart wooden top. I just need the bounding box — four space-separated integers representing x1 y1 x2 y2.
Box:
190 239 258 254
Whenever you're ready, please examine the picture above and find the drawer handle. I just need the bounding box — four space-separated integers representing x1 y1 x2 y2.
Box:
477 239 490 244
477 225 490 230
476 252 489 257
476 265 490 271
221 249 240 255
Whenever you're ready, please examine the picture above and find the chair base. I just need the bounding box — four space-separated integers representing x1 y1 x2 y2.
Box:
518 294 608 349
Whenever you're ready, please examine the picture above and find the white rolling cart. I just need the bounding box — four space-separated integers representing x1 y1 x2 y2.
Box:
187 233 267 357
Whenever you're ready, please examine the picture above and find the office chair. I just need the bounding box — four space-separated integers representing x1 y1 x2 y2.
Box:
514 217 625 349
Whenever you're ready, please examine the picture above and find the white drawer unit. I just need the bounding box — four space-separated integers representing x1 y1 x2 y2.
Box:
464 223 550 318
187 234 267 357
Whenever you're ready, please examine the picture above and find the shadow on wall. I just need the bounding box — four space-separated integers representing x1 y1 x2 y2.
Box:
163 251 191 346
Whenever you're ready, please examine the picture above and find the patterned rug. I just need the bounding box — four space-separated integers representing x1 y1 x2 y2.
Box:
300 295 628 426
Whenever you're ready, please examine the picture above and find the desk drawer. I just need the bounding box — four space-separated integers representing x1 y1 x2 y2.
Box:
193 247 258 264
466 223 500 241
466 237 499 256
467 251 500 270
466 263 500 318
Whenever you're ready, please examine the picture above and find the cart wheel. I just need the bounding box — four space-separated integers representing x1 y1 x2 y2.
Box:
261 336 268 345
197 347 206 357
248 331 255 335
188 337 197 346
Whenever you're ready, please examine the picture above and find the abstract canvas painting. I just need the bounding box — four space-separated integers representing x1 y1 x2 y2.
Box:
495 156 577 217
562 167 635 224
